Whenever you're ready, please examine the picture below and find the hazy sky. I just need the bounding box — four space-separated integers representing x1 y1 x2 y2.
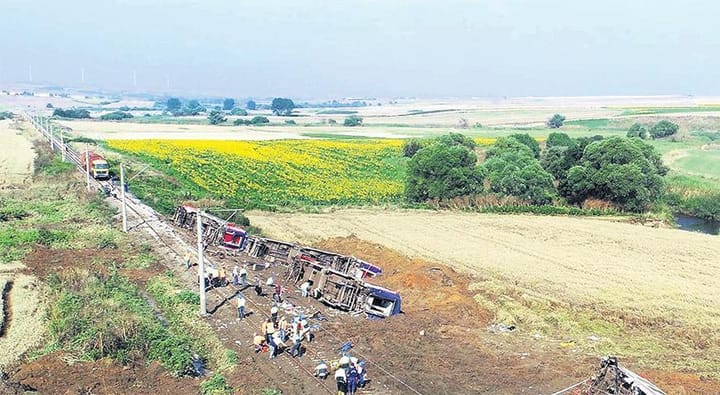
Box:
1 0 718 98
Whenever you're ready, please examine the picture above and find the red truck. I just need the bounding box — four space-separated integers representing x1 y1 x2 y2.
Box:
82 151 110 179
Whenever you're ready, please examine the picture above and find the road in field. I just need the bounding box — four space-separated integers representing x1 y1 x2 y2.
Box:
248 209 720 326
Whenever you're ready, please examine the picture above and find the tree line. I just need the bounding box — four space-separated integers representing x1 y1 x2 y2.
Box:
405 131 668 213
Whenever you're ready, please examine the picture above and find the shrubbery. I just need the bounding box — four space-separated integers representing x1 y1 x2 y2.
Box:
344 115 363 126
53 108 91 119
100 111 133 121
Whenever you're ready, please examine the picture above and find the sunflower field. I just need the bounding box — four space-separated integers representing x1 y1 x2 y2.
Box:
106 139 408 209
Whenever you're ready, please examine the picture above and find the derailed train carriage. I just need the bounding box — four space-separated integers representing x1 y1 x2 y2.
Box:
172 205 402 317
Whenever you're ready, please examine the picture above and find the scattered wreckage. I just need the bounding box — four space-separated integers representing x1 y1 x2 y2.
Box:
555 356 666 395
172 205 402 318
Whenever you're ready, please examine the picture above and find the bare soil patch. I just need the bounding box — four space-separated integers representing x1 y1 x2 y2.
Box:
6 353 199 395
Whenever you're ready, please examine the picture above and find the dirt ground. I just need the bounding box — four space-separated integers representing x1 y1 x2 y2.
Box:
5 353 199 395
0 120 35 186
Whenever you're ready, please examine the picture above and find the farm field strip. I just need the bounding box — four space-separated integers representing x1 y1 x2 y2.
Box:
107 139 408 207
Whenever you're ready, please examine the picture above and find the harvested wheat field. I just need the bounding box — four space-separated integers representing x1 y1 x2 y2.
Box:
249 209 720 375
0 120 35 186
0 272 47 370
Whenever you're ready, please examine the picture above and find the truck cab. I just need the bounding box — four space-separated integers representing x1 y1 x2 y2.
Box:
91 160 110 179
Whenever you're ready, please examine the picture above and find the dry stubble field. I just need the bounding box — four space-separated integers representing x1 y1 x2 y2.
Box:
249 209 720 375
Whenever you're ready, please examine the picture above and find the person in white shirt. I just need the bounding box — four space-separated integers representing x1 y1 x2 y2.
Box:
334 366 347 394
236 293 246 320
289 332 302 357
239 265 248 286
314 360 329 379
300 280 312 298
266 276 274 287
232 265 239 286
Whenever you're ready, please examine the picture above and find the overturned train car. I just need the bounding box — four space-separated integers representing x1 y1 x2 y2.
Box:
172 205 402 318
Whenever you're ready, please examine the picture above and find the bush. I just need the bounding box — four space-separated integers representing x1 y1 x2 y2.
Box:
100 111 133 121
53 108 91 119
627 123 649 139
546 114 566 129
208 110 227 125
46 103 54 109
650 120 679 138
230 108 248 116
327 119 337 125
251 116 269 125
344 115 363 127
0 111 13 120
284 119 296 125
201 374 234 395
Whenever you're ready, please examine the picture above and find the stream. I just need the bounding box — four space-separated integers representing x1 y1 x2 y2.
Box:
675 214 720 235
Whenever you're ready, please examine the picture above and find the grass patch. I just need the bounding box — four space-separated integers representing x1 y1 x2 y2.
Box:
619 106 720 116
200 374 234 395
564 118 610 128
300 132 374 140
146 272 237 373
664 173 720 220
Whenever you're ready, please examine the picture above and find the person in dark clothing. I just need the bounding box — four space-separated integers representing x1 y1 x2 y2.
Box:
347 365 359 395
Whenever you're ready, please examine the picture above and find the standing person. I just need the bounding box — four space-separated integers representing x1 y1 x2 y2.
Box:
263 318 276 343
184 252 192 269
273 283 283 303
218 267 227 287
347 363 359 395
236 293 246 320
335 366 347 395
300 280 312 298
357 361 366 388
289 331 302 358
239 265 248 286
270 305 279 324
232 265 239 287
266 275 274 287
254 278 263 296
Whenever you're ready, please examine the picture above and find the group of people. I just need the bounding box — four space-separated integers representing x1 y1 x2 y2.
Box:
329 355 367 395
251 303 314 360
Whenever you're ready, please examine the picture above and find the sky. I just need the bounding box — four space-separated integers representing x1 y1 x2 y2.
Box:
0 0 718 99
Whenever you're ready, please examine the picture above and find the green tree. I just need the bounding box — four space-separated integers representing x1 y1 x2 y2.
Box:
546 114 566 129
344 115 363 126
251 116 269 125
246 100 257 110
540 146 573 180
405 143 485 202
208 110 227 125
222 98 235 111
166 98 182 111
627 123 649 139
483 142 557 205
403 139 424 157
559 137 666 211
546 132 576 150
650 120 679 138
100 111 134 121
230 108 248 116
436 132 476 150
271 98 295 116
53 108 91 119
508 133 540 159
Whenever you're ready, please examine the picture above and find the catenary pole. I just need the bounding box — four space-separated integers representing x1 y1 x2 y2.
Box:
120 163 128 232
85 144 91 191
197 211 207 315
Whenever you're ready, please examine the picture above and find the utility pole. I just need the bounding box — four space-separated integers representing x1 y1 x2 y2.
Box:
120 163 128 232
49 118 54 150
85 145 91 191
58 124 65 161
197 211 207 316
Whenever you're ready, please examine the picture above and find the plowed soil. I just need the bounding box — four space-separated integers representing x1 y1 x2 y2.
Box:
5 353 199 395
